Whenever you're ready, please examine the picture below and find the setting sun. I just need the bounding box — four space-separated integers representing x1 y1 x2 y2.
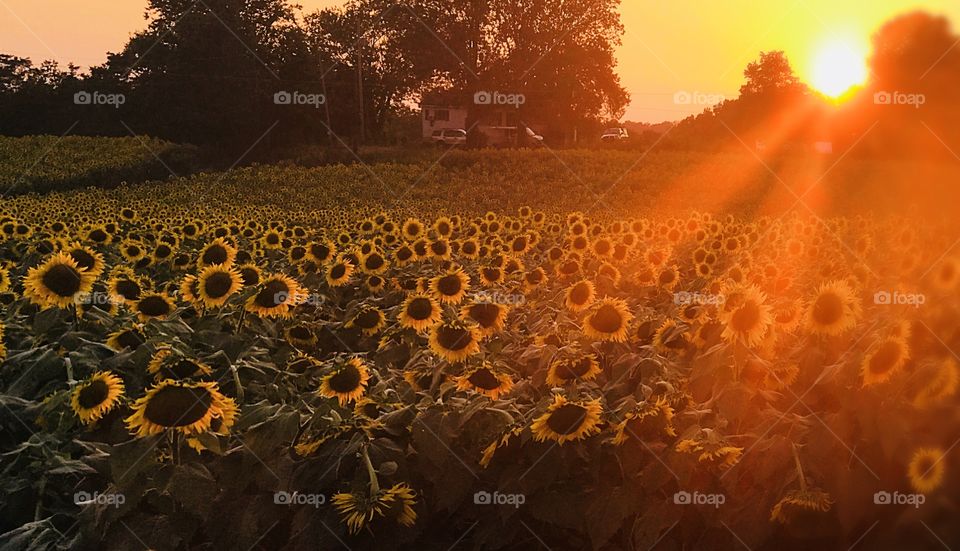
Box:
809 39 869 97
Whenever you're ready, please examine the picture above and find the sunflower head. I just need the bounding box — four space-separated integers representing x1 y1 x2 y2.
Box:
428 319 481 363
319 357 372 406
583 298 633 342
530 394 603 445
126 380 237 437
72 372 125 425
24 251 97 309
455 364 514 400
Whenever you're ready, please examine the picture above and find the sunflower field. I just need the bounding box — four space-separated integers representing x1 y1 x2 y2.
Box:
1 156 959 550
0 136 197 195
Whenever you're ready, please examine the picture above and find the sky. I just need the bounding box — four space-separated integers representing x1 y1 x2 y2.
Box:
2 0 959 122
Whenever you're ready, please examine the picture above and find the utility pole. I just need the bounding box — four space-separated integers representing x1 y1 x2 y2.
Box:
319 57 333 147
356 17 366 147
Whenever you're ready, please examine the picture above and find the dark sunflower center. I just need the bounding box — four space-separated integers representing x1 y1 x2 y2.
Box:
41 263 82 297
201 245 228 265
482 268 501 282
77 379 110 409
462 242 477 255
203 271 234 298
569 283 591 304
155 245 172 258
353 309 382 329
546 403 588 435
437 275 462 296
328 365 362 392
289 326 312 340
330 264 347 280
310 243 331 261
436 325 473 351
69 249 96 271
557 357 592 379
138 296 172 317
407 298 435 320
526 270 543 284
240 267 260 286
869 341 902 374
254 280 290 308
89 229 108 242
467 368 501 390
590 305 624 333
396 247 413 261
166 359 203 379
468 303 501 327
731 301 761 331
430 242 448 255
116 330 144 349
361 403 380 417
266 233 280 245
115 279 141 301
812 293 844 325
143 385 213 427
364 254 385 270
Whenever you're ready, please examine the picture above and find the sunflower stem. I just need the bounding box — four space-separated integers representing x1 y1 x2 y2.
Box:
230 363 245 403
792 443 807 492
34 476 46 521
171 430 181 466
235 307 246 335
361 444 380 495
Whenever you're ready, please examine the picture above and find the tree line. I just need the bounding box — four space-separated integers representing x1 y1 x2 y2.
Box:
0 0 628 153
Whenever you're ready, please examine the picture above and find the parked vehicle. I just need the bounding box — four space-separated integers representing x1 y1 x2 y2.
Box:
601 127 629 141
430 128 467 147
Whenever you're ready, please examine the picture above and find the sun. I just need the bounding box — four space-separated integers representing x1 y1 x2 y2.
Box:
809 39 868 98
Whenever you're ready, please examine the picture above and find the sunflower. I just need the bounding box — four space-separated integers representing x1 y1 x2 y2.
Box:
326 258 355 287
71 371 125 425
105 325 146 351
196 264 242 308
64 242 105 279
428 319 481 363
455 364 514 400
23 252 97 309
546 353 601 386
197 237 237 268
0 266 9 294
530 394 603 445
611 397 676 444
719 284 773 348
908 447 946 493
319 357 371 406
332 483 417 534
398 294 442 332
429 267 470 304
147 348 213 380
861 338 909 386
126 380 238 437
460 301 509 337
582 298 633 342
480 426 524 468
675 435 743 470
285 324 317 349
770 488 834 524
523 267 548 292
105 269 146 307
652 319 690 352
134 293 176 322
307 240 336 264
348 305 387 336
245 274 305 318
912 358 959 408
804 280 860 336
565 279 595 312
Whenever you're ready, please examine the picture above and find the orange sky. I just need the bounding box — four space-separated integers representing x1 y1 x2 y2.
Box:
1 0 958 121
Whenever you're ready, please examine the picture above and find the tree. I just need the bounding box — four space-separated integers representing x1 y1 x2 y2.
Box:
740 51 803 96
